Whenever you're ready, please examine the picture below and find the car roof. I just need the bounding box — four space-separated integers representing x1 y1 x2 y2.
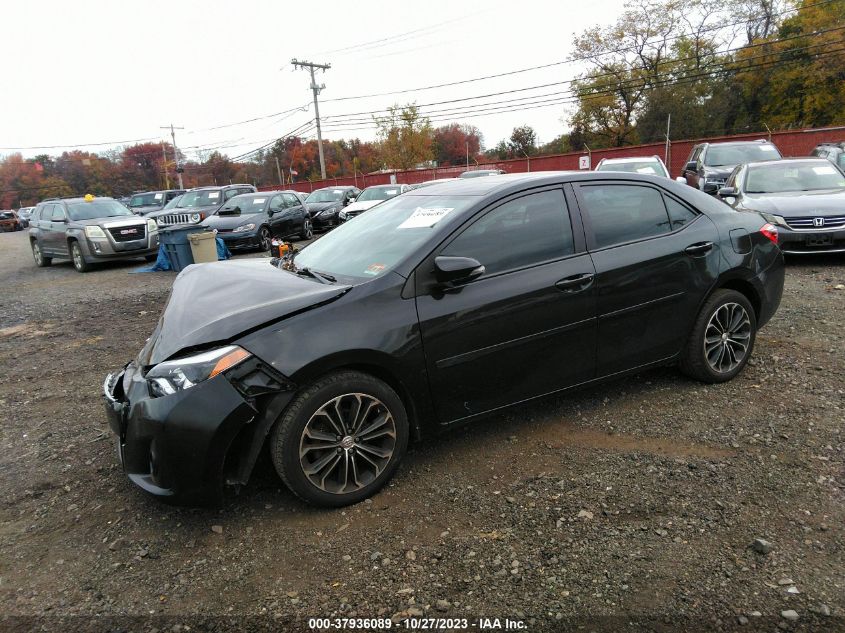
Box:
311 185 357 191
703 139 773 147
600 156 661 163
404 170 687 197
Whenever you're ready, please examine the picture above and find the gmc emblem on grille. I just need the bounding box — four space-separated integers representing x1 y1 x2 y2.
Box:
120 228 138 235
813 217 825 227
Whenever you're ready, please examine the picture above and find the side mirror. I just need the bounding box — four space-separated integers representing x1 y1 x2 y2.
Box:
718 186 738 199
684 161 698 173
675 176 687 184
434 256 485 285
702 181 719 194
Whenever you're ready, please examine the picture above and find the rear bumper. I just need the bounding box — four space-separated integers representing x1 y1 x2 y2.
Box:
104 363 258 503
755 249 785 329
779 226 845 254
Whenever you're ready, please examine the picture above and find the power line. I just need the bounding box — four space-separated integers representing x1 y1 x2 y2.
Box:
320 0 837 104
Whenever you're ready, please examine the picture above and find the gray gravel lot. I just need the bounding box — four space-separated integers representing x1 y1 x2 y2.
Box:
0 230 843 632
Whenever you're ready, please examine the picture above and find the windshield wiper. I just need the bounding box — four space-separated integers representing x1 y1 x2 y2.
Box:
295 266 336 284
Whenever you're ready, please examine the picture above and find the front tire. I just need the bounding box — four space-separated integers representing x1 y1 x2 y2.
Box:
299 218 313 241
680 289 756 383
259 227 273 251
270 371 409 507
31 241 52 267
70 241 91 273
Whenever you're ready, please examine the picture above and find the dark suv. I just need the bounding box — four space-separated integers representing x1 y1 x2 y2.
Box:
127 189 186 215
679 140 782 194
147 184 256 227
29 196 159 272
810 142 845 171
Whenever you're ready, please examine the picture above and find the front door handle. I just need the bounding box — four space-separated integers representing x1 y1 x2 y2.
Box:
555 273 595 293
684 241 713 256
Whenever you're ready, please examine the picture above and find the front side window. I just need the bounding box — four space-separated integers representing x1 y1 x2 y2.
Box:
579 184 672 249
441 190 574 276
283 193 301 208
268 195 284 212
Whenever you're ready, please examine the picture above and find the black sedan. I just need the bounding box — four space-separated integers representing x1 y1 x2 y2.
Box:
104 172 784 506
304 186 360 230
201 192 313 251
718 158 845 254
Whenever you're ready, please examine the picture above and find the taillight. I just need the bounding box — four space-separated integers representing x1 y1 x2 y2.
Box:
760 223 778 245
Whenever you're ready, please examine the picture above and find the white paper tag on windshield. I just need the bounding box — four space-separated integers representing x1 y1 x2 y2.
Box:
208 192 220 199
154 193 163 200
760 145 778 151
398 207 454 229
813 165 836 175
253 198 266 204
636 167 653 174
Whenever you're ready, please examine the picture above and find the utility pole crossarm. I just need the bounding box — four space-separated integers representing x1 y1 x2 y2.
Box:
291 58 331 180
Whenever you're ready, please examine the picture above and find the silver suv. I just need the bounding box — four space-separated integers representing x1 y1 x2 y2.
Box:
29 196 159 273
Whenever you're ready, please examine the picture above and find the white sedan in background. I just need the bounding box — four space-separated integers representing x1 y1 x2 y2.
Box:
594 155 671 178
339 184 412 222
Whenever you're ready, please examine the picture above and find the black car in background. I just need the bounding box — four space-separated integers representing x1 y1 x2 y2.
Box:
148 184 256 227
128 189 185 215
718 157 845 254
105 172 784 506
679 140 782 193
810 142 845 170
201 191 313 250
304 186 360 230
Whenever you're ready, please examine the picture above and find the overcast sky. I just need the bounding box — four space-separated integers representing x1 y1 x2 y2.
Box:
2 0 627 161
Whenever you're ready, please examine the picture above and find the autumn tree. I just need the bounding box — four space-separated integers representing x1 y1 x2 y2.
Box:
373 104 433 170
509 125 538 157
433 124 482 166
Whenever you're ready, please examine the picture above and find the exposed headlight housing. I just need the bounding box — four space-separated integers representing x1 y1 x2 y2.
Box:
147 219 158 233
146 345 252 397
233 223 256 233
84 225 107 238
760 212 788 227
339 210 348 220
189 213 201 223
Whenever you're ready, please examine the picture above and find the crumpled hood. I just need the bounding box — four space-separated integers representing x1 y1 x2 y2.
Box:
343 200 381 214
201 213 262 231
743 189 845 216
138 259 350 365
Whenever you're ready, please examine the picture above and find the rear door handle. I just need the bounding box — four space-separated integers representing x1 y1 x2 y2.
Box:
684 241 713 256
555 273 595 293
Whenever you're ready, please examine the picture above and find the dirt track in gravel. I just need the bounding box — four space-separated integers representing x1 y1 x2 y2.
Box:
0 229 843 632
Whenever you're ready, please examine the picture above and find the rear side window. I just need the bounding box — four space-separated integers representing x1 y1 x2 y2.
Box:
50 205 66 221
665 197 697 229
441 189 574 276
579 184 671 249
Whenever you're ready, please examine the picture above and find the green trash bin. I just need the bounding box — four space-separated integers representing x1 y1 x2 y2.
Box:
159 225 209 272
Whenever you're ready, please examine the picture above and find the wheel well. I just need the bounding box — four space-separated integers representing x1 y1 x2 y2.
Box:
717 278 761 320
322 363 422 442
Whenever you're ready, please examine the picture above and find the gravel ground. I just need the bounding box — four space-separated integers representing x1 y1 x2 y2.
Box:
0 230 843 633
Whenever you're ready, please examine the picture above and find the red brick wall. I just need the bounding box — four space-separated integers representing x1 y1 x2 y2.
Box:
259 126 845 193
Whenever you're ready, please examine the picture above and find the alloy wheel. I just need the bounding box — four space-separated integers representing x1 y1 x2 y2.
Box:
299 393 397 495
72 244 84 271
303 219 313 240
703 302 751 373
260 228 272 251
32 243 42 265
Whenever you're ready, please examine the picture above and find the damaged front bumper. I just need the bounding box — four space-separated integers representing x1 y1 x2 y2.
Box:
104 357 295 504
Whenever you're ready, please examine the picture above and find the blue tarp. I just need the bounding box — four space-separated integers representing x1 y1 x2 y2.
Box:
131 237 231 273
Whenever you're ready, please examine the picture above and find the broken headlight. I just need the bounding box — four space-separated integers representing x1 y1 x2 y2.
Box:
146 345 251 397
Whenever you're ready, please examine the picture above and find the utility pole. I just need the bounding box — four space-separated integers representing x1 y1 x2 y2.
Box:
291 58 330 180
664 114 671 166
160 124 185 189
161 142 170 189
275 156 284 186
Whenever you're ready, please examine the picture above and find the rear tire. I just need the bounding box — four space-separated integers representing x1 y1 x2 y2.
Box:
270 371 409 507
31 241 52 267
679 289 756 383
70 241 91 273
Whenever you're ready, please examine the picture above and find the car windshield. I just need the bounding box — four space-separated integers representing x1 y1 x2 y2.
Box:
357 186 401 202
67 200 134 220
745 162 845 193
597 160 666 176
129 193 162 208
293 194 472 280
163 195 182 209
306 189 346 203
219 195 267 214
704 144 780 167
176 190 224 208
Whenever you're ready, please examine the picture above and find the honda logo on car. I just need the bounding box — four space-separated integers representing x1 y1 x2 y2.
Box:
813 217 825 227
